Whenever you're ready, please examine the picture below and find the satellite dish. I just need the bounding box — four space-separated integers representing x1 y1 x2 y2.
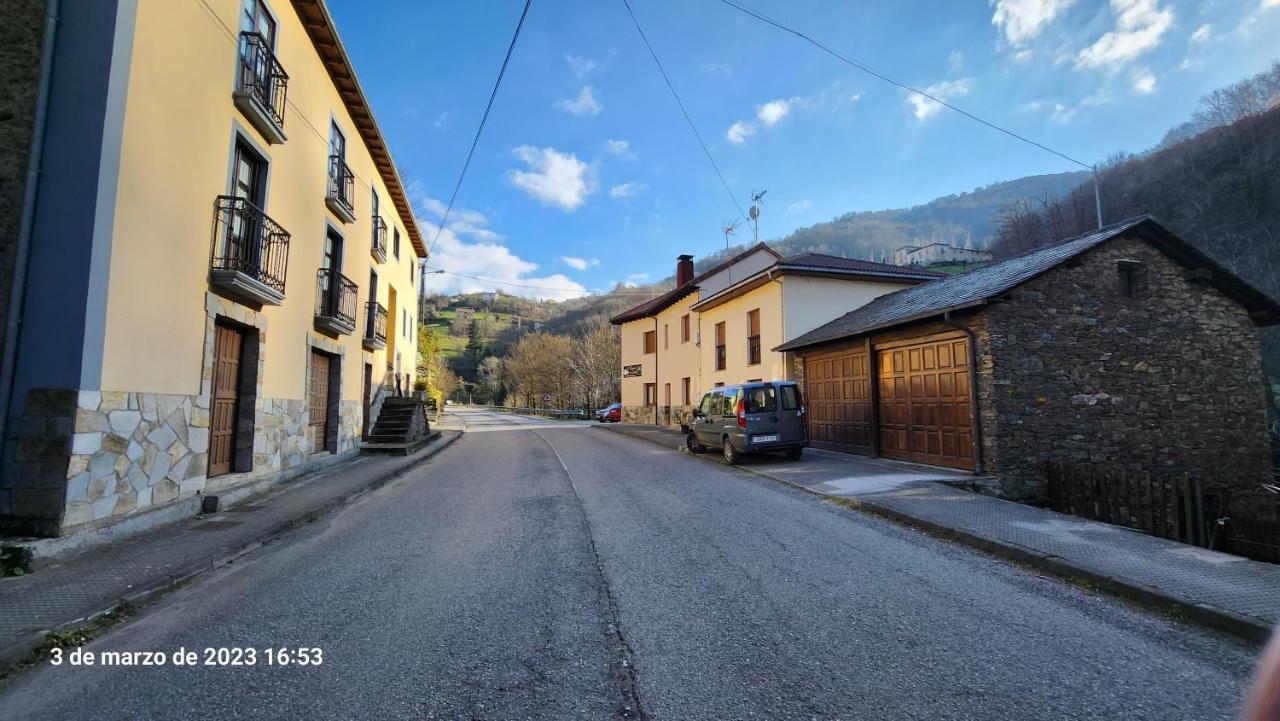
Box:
748 205 759 220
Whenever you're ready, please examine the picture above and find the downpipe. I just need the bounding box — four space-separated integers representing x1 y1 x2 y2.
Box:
943 310 985 475
0 0 61 467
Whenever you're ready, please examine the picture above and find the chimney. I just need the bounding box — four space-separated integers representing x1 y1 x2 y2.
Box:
676 254 694 287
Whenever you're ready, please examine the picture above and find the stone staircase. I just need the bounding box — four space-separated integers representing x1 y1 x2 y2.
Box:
361 397 437 456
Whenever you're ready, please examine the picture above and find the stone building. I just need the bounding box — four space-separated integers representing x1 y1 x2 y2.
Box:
779 216 1278 506
892 242 992 267
0 0 425 538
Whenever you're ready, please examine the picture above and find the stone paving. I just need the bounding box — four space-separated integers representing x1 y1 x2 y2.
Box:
603 422 1280 640
0 431 460 666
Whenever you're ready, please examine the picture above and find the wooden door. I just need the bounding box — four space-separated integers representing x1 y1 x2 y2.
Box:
804 349 873 454
309 351 331 452
209 324 244 477
876 335 974 470
362 363 372 439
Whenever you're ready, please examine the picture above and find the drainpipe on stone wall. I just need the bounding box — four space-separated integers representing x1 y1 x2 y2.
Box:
943 310 985 475
0 0 61 468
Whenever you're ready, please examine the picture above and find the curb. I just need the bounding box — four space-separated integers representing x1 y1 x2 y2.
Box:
0 430 462 671
599 424 1274 645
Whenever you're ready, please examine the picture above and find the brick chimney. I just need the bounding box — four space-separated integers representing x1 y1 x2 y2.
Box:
676 254 694 287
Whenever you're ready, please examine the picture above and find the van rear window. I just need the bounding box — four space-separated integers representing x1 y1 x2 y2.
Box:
780 385 800 411
746 386 776 413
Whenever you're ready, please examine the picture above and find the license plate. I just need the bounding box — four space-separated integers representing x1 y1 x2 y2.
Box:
754 434 779 443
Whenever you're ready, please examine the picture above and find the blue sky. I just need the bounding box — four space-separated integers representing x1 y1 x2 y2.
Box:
328 0 1280 299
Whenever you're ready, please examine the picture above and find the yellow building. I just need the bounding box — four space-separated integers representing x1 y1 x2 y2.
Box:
610 247 941 426
0 0 426 537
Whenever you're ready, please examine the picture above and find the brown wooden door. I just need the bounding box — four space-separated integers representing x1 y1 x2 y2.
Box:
877 334 974 470
804 349 873 454
210 324 244 477
309 351 331 452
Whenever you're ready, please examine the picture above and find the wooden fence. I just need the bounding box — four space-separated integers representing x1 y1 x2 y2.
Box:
1045 463 1206 547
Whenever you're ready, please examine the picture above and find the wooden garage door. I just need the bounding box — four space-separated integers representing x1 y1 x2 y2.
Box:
804 349 873 454
309 351 330 452
877 335 974 470
209 324 243 477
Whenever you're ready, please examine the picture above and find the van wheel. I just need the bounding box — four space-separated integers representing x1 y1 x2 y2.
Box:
722 437 740 465
784 447 804 460
686 433 705 454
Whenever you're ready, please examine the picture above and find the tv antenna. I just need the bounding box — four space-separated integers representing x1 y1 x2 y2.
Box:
749 189 767 243
722 219 740 284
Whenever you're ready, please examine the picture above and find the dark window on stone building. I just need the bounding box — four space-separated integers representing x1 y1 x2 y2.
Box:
1117 261 1143 299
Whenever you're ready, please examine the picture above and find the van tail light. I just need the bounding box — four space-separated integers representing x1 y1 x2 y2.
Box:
736 398 747 429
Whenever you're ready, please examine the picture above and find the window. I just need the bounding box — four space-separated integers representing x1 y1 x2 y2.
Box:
664 383 671 406
1117 261 1142 298
329 121 346 160
393 228 401 259
714 321 726 370
664 324 669 350
698 392 717 416
747 309 761 365
780 385 800 411
681 377 691 405
714 382 725 388
231 139 266 207
746 385 776 413
681 314 690 343
240 0 276 46
644 383 657 406
720 388 738 417
643 330 656 354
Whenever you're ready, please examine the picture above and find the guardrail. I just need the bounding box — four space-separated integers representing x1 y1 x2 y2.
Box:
486 406 587 419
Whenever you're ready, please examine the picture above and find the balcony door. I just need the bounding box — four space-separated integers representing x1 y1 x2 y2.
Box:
240 0 276 46
238 0 277 93
227 141 266 269
321 229 343 315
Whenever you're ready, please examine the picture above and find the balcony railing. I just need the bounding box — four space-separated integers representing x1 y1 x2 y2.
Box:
314 268 358 335
326 155 356 222
233 32 288 143
210 195 290 305
363 301 388 350
371 215 388 262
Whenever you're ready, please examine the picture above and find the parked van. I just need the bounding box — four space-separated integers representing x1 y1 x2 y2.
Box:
686 381 806 464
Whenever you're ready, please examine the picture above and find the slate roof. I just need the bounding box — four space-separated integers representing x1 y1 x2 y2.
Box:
776 215 1280 352
776 253 946 281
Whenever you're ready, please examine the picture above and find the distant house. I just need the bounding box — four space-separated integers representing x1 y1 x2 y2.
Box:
893 243 992 267
778 217 1278 510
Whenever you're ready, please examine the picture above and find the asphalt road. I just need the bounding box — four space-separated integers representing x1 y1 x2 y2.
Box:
0 408 1260 720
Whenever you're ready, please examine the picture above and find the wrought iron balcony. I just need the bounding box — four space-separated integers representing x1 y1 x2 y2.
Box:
314 268 358 335
210 195 290 306
233 32 288 144
371 215 388 263
363 301 388 350
326 155 356 223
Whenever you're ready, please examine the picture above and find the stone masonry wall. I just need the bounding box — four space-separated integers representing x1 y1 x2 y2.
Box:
983 235 1273 507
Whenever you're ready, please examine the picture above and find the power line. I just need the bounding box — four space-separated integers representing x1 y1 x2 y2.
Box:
425 267 665 296
427 0 533 257
619 0 749 220
714 0 1094 171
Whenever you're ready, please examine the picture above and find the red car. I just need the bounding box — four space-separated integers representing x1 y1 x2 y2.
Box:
596 403 622 422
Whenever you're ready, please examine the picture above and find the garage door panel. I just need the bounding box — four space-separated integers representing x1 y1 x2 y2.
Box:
876 335 975 471
805 350 873 454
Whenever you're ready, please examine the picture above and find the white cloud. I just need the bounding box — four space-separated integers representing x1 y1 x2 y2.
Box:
605 139 632 156
623 273 650 287
1050 102 1077 123
700 62 733 76
787 200 812 214
1132 68 1157 93
850 92 863 102
906 78 973 120
506 146 597 211
609 182 642 198
555 86 602 116
1189 23 1212 43
433 111 451 128
564 54 598 78
949 50 965 73
1264 0 1280 9
1076 0 1174 69
726 121 757 144
560 256 599 271
990 0 1076 46
756 99 792 127
411 187 586 301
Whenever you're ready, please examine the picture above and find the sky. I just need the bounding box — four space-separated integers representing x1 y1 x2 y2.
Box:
327 0 1280 300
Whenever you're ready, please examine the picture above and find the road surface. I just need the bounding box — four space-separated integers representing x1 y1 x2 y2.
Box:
0 407 1259 719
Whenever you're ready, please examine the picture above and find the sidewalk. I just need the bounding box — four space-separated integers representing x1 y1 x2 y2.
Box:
0 430 461 667
602 422 1280 643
